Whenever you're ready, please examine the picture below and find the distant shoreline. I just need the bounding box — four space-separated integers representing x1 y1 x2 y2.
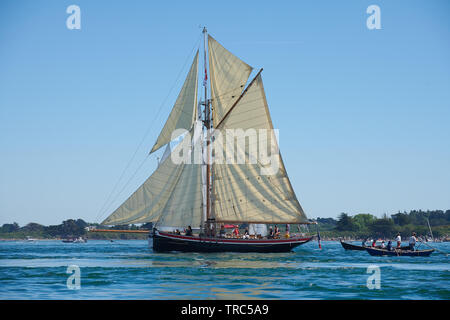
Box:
1 209 449 242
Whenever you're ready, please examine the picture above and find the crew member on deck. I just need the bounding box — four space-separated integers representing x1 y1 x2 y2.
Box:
268 227 274 239
232 226 239 238
219 224 225 238
274 225 280 238
409 232 418 251
185 226 193 236
396 232 402 248
387 240 392 251
362 238 368 247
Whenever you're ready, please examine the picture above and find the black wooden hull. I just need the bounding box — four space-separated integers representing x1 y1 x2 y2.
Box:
365 247 434 257
340 241 409 251
151 230 313 253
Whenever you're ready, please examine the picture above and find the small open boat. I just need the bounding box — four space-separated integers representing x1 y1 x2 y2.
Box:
365 247 434 257
340 240 410 251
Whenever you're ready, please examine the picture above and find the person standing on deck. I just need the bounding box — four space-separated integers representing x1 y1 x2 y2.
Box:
409 232 418 251
371 239 377 247
396 232 402 248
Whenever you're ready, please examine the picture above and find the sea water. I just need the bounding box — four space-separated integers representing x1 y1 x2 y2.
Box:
0 240 448 299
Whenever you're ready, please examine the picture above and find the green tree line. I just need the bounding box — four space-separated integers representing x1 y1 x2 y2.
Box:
316 210 450 239
0 219 152 240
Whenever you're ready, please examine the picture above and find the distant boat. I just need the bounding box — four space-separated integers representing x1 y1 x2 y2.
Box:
365 247 434 257
62 237 86 243
26 236 38 242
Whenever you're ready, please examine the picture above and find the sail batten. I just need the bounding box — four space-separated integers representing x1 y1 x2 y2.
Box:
150 51 199 154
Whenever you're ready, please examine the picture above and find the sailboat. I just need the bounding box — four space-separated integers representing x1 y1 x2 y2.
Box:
100 28 314 252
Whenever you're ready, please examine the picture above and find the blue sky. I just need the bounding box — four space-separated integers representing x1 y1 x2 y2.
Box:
0 0 449 226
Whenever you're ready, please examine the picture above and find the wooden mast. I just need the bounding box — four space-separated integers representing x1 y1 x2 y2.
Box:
202 27 212 234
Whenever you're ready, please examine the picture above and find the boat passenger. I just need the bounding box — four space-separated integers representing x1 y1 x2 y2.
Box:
268 227 274 239
219 225 226 238
232 227 239 238
243 228 249 239
274 225 280 238
381 240 386 249
396 232 402 248
409 232 417 251
185 226 193 236
371 239 377 247
386 240 392 251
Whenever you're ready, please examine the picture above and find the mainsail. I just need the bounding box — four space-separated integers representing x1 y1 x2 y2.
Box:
149 51 199 154
211 74 309 224
208 35 253 127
